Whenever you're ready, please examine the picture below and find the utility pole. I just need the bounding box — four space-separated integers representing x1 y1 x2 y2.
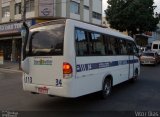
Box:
20 0 28 69
22 0 26 23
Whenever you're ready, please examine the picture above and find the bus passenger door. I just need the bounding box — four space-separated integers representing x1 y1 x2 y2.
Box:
128 42 134 79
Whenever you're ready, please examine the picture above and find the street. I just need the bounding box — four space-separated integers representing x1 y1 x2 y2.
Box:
0 64 160 116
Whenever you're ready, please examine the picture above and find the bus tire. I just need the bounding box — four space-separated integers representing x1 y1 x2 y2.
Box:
131 69 138 83
101 77 112 99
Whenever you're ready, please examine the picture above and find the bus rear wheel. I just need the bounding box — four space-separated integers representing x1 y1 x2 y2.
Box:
101 78 112 99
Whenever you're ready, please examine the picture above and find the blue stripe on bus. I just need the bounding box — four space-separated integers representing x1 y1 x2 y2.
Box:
76 59 139 72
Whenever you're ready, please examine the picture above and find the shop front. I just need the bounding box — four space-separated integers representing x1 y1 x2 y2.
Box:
0 18 53 62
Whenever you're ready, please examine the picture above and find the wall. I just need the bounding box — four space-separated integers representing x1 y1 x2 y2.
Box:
83 0 89 22
0 0 102 25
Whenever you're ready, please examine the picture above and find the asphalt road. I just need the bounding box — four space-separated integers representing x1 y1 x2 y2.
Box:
0 64 160 116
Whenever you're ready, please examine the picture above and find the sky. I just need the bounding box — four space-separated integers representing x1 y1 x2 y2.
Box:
102 0 160 16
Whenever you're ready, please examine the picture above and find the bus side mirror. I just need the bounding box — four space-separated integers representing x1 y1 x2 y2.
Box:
21 22 29 60
21 22 29 43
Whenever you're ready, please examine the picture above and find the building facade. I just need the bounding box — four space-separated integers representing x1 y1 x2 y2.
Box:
148 22 160 45
0 0 102 62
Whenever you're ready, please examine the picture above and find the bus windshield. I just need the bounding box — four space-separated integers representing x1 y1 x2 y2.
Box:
26 23 65 57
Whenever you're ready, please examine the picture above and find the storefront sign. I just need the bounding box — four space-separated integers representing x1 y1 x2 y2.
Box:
0 20 33 35
39 0 54 17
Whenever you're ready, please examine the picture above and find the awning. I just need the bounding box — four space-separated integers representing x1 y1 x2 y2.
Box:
0 36 21 40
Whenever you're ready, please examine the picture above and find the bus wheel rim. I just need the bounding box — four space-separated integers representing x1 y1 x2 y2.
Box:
104 80 111 95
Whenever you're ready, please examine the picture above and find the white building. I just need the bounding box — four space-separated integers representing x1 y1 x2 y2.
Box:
0 0 102 61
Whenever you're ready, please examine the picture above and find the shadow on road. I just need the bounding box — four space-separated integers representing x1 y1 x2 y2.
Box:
141 63 160 68
35 80 141 111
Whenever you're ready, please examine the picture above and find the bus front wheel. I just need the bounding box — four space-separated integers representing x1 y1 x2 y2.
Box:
131 69 138 83
101 78 112 99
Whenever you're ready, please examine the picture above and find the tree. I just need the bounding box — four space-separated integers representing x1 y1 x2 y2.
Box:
105 0 159 36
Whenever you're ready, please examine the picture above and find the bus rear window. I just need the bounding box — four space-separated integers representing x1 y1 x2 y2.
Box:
26 24 65 56
153 44 158 49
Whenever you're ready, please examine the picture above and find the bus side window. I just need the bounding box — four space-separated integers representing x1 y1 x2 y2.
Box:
104 35 111 55
75 28 89 56
90 32 105 56
120 39 127 55
109 37 116 55
127 42 132 55
115 38 121 55
127 41 137 55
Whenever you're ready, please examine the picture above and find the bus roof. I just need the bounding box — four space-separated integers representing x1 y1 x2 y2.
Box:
30 18 66 29
30 18 133 41
152 40 160 43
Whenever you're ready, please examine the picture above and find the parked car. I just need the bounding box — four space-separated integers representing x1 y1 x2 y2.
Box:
140 51 160 65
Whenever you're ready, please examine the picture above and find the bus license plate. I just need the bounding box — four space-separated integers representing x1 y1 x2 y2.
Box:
37 87 48 94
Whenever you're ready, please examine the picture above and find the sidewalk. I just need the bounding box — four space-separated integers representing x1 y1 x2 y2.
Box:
0 61 20 70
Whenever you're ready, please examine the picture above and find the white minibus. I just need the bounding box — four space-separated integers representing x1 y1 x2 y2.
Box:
151 40 160 55
21 18 140 98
